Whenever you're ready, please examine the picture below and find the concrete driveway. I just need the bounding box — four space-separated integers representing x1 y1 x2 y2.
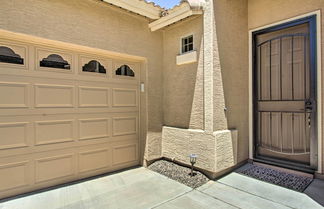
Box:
0 167 322 209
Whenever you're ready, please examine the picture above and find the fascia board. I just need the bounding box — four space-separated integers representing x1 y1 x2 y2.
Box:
102 0 162 20
149 5 202 31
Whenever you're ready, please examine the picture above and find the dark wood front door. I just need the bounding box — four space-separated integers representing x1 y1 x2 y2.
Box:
253 16 317 171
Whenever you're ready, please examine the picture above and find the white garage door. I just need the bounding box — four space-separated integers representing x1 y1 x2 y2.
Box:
0 35 141 199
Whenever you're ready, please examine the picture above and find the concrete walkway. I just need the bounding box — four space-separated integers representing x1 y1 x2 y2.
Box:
0 167 322 209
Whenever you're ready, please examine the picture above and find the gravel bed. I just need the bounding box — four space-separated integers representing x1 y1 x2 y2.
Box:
148 160 209 188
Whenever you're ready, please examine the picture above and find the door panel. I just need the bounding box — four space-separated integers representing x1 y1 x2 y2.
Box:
254 18 317 169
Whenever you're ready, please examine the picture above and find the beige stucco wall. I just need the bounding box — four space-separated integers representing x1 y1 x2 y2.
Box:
0 0 164 162
214 0 249 163
161 0 246 178
162 16 204 129
248 0 324 174
3 0 320 178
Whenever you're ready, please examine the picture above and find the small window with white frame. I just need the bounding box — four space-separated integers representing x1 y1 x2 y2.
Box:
181 35 194 54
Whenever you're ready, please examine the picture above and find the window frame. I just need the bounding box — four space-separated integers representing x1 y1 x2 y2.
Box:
0 46 24 65
82 60 107 74
39 54 71 70
78 55 111 78
36 47 73 74
115 64 135 77
180 34 194 54
0 42 28 70
112 62 137 80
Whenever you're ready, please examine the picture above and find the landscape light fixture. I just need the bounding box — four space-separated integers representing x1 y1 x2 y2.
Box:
189 154 197 176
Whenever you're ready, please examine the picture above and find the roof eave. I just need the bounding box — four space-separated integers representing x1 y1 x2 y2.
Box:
102 0 163 20
148 2 203 32
184 0 206 10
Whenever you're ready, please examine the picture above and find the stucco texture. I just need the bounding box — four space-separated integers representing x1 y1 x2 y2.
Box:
162 16 204 129
214 0 249 164
248 0 324 174
162 127 237 176
161 0 243 177
1 0 321 177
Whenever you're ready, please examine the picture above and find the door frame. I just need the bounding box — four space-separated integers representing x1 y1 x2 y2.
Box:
249 10 322 173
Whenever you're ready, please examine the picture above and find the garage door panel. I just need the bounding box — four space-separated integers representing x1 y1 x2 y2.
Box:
78 148 110 173
79 118 110 140
35 120 75 146
112 88 138 107
0 161 30 192
76 107 138 114
0 118 70 156
0 36 141 199
112 143 138 166
112 117 137 136
78 86 110 108
110 135 138 143
0 122 29 150
0 82 29 108
35 84 75 108
35 154 75 184
109 79 139 87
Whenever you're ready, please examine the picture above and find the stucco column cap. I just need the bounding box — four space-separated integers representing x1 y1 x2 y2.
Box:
183 0 206 10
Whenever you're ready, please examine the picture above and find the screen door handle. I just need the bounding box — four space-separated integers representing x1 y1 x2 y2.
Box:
305 100 313 113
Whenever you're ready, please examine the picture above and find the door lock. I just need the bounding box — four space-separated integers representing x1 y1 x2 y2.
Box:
308 115 311 128
305 100 313 113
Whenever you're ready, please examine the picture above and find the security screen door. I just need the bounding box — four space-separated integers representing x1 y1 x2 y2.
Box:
253 16 317 170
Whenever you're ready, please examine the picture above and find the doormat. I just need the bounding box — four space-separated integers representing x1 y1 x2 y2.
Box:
236 164 313 192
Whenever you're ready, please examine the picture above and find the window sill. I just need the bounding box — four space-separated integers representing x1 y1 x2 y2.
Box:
176 51 197 65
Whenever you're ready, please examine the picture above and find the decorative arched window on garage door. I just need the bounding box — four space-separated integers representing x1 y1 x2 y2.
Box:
0 46 24 65
115 65 134 77
82 60 106 74
40 54 70 69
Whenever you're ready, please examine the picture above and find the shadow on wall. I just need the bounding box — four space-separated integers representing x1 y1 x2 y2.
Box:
188 37 205 130
163 20 203 129
214 0 249 163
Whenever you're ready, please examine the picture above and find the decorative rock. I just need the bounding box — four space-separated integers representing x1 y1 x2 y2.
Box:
148 160 209 188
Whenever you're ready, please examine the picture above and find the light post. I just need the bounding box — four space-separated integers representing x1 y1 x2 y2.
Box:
189 154 197 176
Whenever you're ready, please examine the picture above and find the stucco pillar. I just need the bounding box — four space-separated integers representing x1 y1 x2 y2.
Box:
161 0 237 177
212 11 228 131
203 0 214 134
203 0 227 132
203 0 236 173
